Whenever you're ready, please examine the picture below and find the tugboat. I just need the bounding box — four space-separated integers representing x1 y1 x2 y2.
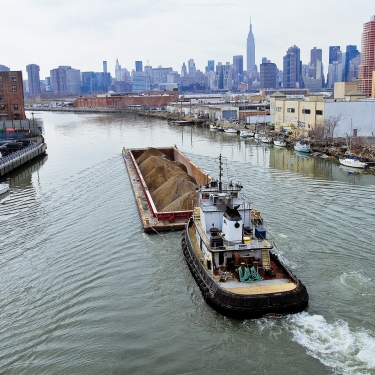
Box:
181 155 308 319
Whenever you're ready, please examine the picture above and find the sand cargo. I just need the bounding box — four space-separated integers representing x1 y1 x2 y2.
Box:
122 146 209 232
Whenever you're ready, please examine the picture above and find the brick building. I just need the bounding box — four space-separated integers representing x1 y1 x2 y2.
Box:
74 91 179 109
0 71 26 121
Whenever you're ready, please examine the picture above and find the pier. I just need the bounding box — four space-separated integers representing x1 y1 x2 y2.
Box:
0 140 47 178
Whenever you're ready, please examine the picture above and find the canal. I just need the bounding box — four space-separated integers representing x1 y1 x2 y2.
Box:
1 111 375 375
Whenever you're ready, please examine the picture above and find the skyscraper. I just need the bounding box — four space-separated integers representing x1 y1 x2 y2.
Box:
310 47 322 68
135 61 143 72
283 45 302 88
329 46 341 64
206 60 215 72
358 16 375 95
26 64 41 96
232 55 243 85
188 59 196 77
344 46 359 82
246 18 255 74
260 60 277 89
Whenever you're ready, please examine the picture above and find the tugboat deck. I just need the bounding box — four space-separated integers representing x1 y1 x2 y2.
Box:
221 279 296 294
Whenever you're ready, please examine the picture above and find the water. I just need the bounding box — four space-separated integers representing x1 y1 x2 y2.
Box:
1 111 375 375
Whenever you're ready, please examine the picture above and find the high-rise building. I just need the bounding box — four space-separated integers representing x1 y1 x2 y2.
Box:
358 16 375 95
329 46 341 64
181 63 187 77
344 46 359 82
132 72 151 92
206 60 215 72
115 59 122 81
50 66 81 95
0 65 10 72
310 47 322 68
188 59 196 77
283 45 302 88
26 64 41 96
135 61 143 72
232 55 243 85
260 60 277 89
246 18 255 74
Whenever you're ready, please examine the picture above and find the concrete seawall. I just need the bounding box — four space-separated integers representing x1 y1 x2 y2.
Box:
0 142 47 177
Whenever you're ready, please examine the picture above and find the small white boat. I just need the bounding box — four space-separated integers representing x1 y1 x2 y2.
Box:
254 133 261 139
261 136 272 144
210 124 218 130
339 156 367 169
224 127 237 134
239 129 254 138
0 183 9 195
294 141 310 153
274 138 286 147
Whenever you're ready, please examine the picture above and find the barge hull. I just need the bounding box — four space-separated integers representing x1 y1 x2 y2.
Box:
122 146 208 233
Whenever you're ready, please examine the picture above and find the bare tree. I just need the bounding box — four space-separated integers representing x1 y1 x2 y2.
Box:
324 114 342 144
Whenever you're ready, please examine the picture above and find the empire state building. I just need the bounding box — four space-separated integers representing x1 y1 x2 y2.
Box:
247 18 255 74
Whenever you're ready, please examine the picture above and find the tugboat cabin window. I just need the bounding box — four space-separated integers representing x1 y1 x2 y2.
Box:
287 108 295 113
316 110 323 115
276 107 282 112
302 109 311 114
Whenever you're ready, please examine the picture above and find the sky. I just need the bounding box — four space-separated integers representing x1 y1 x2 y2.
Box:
1 0 374 79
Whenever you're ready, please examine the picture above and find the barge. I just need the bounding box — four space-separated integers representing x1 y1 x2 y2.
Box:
122 146 209 232
181 154 308 319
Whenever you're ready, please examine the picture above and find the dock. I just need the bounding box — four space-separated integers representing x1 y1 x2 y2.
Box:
0 141 47 178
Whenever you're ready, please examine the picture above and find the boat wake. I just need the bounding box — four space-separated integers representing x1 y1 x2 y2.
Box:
286 312 375 374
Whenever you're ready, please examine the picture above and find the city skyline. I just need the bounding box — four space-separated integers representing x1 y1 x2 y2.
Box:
2 0 374 78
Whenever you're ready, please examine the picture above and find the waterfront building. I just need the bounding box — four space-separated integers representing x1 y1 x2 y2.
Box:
50 66 81 96
358 15 375 96
260 60 277 89
270 89 375 136
0 71 26 121
246 18 255 75
26 64 41 96
283 45 303 88
135 61 143 72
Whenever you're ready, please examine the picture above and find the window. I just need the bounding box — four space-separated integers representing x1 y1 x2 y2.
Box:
287 108 295 113
12 86 16 92
0 95 4 101
0 85 2 91
0 105 5 110
11 75 16 82
316 110 323 115
0 76 2 82
276 107 282 112
14 104 18 110
302 109 311 114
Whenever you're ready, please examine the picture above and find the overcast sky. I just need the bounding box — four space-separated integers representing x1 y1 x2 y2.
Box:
2 0 374 79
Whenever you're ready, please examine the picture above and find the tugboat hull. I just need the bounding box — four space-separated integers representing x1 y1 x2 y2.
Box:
182 227 309 319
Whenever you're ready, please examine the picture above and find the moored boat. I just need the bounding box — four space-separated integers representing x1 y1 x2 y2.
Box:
239 129 254 138
224 127 237 134
274 138 287 147
181 155 309 319
294 141 310 153
0 182 9 195
339 156 367 169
